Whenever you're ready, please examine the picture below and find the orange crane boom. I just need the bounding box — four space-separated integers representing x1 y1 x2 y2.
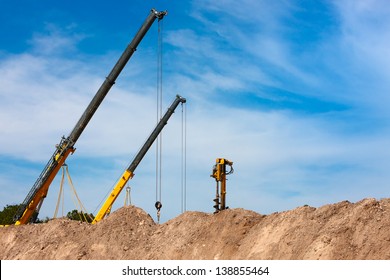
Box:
14 9 167 225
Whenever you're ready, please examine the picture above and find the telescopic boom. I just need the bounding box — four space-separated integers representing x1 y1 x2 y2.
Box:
92 95 186 224
14 9 167 225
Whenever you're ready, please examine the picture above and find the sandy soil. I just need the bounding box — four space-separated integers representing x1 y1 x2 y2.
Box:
1 198 389 260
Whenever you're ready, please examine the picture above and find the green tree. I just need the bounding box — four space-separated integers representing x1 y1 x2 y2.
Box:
66 209 94 223
0 204 49 225
0 204 20 225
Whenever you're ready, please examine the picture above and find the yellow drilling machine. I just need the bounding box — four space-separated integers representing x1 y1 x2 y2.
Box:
211 158 233 213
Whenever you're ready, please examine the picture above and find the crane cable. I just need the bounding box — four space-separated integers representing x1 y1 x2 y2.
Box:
53 165 66 218
181 101 187 213
155 16 164 223
54 164 93 222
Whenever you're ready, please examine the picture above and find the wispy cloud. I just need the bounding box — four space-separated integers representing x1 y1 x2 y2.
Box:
330 0 390 113
28 23 85 56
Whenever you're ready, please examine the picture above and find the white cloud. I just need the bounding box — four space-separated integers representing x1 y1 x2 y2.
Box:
29 23 85 55
0 52 101 161
330 0 390 113
189 0 321 91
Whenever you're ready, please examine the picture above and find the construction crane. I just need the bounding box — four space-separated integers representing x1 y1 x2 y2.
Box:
211 158 233 213
14 9 167 225
92 95 186 224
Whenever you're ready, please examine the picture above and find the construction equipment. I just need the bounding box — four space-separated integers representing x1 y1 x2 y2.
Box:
91 95 186 224
14 9 167 225
211 158 233 213
124 185 132 206
53 164 92 222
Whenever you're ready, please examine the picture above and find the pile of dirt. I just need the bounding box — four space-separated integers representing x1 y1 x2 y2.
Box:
1 198 389 259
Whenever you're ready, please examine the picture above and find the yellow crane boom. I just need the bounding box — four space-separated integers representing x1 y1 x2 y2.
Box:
92 95 186 224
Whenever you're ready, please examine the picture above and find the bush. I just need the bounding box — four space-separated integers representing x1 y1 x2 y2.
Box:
66 209 94 223
0 204 20 225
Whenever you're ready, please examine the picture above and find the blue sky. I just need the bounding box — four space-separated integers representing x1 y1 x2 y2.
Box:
1 0 390 223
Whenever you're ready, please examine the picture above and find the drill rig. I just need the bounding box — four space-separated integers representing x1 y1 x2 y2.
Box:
14 9 167 225
211 158 233 213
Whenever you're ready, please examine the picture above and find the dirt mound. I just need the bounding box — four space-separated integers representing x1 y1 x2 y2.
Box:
236 198 390 259
1 198 390 260
146 209 263 259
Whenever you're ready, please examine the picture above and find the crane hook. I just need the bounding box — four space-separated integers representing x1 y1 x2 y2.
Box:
155 201 162 223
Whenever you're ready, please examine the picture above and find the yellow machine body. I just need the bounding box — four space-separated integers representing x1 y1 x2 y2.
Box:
92 170 134 224
211 158 233 213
